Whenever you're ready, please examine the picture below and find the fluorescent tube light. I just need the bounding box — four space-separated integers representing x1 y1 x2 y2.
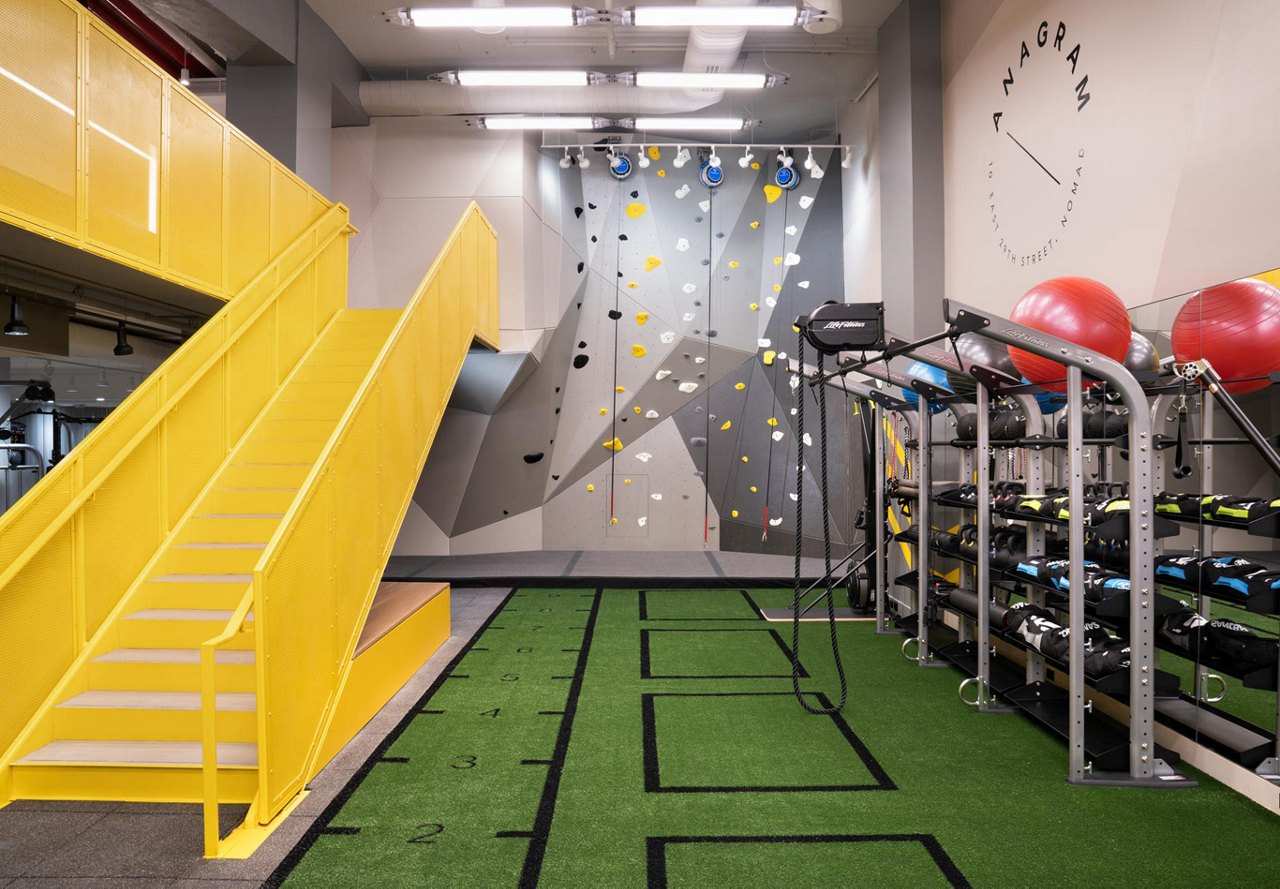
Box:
635 71 768 89
480 115 596 130
630 5 801 27
634 116 747 131
458 69 588 86
408 6 577 28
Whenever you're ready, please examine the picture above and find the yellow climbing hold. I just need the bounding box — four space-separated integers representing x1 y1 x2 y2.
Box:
603 437 623 451
763 350 777 366
728 260 740 269
657 169 667 177
741 455 749 463
587 483 595 492
599 408 608 415
750 485 758 493
626 202 647 219
633 406 642 415
772 284 782 292
616 386 626 393
721 420 732 431
767 417 779 427
749 302 759 312
792 324 800 332
632 344 647 358
764 184 782 204
611 516 619 525
627 281 639 289
773 256 783 266
750 220 760 229
734 382 746 391
751 162 761 170
644 255 662 272
648 145 662 160
624 478 632 485
636 311 648 325
731 510 739 518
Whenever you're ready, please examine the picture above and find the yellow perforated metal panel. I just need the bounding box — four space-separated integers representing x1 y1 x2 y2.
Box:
276 264 316 377
228 134 272 292
228 310 278 442
0 0 78 233
271 166 311 257
164 360 227 520
167 91 225 289
85 22 162 264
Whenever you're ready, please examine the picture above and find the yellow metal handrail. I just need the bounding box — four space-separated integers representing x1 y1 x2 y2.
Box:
0 203 350 784
200 588 254 856
248 202 499 823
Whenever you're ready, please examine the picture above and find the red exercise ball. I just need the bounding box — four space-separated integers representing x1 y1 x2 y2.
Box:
1171 277 1280 394
1007 277 1132 393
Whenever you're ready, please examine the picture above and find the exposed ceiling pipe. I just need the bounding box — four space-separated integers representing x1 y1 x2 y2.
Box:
86 0 216 79
360 0 760 118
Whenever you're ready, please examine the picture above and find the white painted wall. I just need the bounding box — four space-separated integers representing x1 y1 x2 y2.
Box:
840 83 882 303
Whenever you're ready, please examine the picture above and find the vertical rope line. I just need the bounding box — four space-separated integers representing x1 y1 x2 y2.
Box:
761 191 790 540
702 181 714 547
609 174 624 523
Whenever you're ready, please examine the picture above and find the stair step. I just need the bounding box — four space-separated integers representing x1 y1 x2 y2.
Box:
237 438 324 463
180 516 281 545
195 513 284 520
291 364 370 385
268 400 350 422
157 545 264 574
59 690 255 711
279 380 363 404
220 462 313 488
255 418 335 441
93 648 254 665
17 740 256 767
125 608 254 622
198 487 298 515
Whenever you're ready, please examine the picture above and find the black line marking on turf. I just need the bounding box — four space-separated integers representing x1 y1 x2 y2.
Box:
318 826 360 836
638 628 809 679
561 648 580 652
517 587 603 889
445 674 471 680
538 710 566 716
496 830 536 839
377 756 409 764
739 589 766 617
645 834 970 889
637 588 761 621
471 647 490 651
640 691 895 793
263 587 521 888
521 759 554 765
419 709 445 715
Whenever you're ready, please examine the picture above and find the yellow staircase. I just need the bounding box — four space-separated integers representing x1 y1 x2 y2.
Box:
8 310 399 805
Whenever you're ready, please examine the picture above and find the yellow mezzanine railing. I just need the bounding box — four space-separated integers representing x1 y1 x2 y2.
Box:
0 203 352 800
198 203 498 845
0 0 331 301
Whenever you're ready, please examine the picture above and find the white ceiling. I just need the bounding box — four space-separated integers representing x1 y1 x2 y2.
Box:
308 0 895 142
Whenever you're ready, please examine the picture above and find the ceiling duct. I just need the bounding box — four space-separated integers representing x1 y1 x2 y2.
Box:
360 0 760 118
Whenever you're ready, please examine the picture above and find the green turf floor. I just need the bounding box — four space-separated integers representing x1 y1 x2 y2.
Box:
269 587 1280 888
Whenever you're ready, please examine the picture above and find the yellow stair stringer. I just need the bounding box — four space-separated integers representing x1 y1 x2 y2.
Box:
245 202 500 835
0 208 355 808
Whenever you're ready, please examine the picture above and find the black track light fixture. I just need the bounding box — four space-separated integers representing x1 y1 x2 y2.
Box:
4 295 29 336
113 320 134 356
38 384 55 403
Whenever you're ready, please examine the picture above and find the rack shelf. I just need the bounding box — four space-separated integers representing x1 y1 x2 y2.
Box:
997 506 1180 541
1160 510 1280 540
1154 574 1280 616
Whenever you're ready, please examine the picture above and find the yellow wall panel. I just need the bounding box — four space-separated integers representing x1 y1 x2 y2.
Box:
0 0 78 233
167 91 225 289
228 135 272 292
276 264 315 376
85 23 162 265
164 361 226 521
271 166 311 257
227 310 277 442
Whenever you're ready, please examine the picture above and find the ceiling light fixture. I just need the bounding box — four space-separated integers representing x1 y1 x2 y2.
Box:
38 384 55 403
576 147 591 169
402 6 579 28
113 321 134 356
637 146 650 168
707 146 721 169
479 115 597 130
628 5 804 27
4 295 29 336
777 147 793 168
179 66 190 87
457 69 588 87
635 71 769 90
738 146 755 168
559 147 573 169
635 116 747 132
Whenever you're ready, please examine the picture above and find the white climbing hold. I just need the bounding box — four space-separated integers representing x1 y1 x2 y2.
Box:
675 184 691 198
676 237 690 252
682 312 697 322
682 283 697 294
678 381 699 393
645 409 660 419
797 280 810 289
777 351 788 361
789 492 798 501
694 356 705 365
765 297 777 308
769 517 783 527
660 330 676 344
655 369 672 381
757 337 771 348
772 430 784 442
699 199 710 212
784 252 801 267
639 516 648 527
802 432 813 446
789 374 800 391
799 195 814 209
790 408 797 416
785 224 797 235
636 452 653 463
651 493 663 501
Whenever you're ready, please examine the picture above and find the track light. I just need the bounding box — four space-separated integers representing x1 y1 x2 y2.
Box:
841 147 853 169
738 146 754 168
810 150 824 180
707 147 721 169
38 384 54 403
113 320 134 356
577 147 591 169
97 368 109 389
777 148 793 169
803 147 815 170
637 146 650 168
179 67 190 87
672 145 691 168
560 147 572 169
22 383 41 401
4 296 29 336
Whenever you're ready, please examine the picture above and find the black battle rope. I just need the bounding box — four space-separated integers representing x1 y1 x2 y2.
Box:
792 334 849 714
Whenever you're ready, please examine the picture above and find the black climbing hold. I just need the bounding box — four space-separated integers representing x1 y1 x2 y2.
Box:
578 341 587 348
588 202 597 209
695 216 703 223
591 236 598 243
503 510 510 516
523 453 544 464
555 387 561 393
608 309 622 320
555 408 561 414
573 354 590 369
574 207 583 218
577 261 584 273
706 328 718 337
552 474 560 481
716 232 724 238
618 234 628 241
577 302 582 309
617 271 623 278
621 417 627 422
700 259 710 266
693 300 702 306
630 190 639 199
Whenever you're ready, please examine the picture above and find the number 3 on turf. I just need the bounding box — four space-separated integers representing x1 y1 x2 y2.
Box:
451 755 477 769
408 823 444 844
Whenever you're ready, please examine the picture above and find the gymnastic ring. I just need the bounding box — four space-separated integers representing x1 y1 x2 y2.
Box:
957 677 983 707
901 636 921 661
1202 672 1227 704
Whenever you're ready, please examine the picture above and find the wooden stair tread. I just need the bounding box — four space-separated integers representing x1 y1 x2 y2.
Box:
149 574 252 583
125 608 254 622
195 514 285 519
174 542 267 550
356 582 449 657
93 648 254 665
17 740 256 767
59 690 256 711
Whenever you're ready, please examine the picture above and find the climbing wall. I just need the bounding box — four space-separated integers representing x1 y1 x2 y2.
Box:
407 144 861 555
